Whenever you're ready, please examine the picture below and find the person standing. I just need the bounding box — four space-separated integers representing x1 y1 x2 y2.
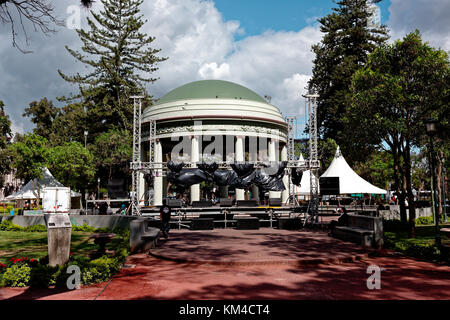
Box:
159 199 172 239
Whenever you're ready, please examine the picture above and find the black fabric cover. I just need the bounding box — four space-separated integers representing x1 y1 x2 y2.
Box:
291 169 303 186
167 160 184 173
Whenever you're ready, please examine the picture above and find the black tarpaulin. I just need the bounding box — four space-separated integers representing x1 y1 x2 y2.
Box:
291 169 303 186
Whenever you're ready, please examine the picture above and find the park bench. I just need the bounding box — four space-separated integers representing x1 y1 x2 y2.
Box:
332 214 383 248
130 218 161 253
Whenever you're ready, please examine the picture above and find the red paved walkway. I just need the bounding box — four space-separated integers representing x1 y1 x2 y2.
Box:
149 229 368 265
1 228 449 300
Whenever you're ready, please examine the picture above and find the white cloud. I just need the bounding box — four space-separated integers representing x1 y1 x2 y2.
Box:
3 0 448 138
387 0 450 51
198 62 231 79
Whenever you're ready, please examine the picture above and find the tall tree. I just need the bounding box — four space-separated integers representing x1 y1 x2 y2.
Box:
9 133 49 206
23 98 60 140
0 100 13 186
47 141 96 196
58 0 167 136
348 31 449 236
308 0 389 162
90 128 132 180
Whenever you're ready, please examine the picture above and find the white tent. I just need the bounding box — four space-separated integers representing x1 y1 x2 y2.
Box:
291 154 320 197
5 168 81 200
320 146 386 195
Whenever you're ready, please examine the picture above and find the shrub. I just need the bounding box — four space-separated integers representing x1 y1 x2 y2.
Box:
29 264 59 288
415 216 434 225
24 224 47 232
0 220 23 231
72 223 96 233
3 264 31 287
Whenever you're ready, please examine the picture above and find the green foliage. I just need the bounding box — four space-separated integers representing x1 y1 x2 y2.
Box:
29 264 59 288
47 141 95 191
91 128 132 179
0 100 12 150
8 133 49 183
0 220 23 231
0 220 47 232
318 138 338 172
415 216 434 225
58 0 167 134
353 150 393 190
72 223 97 233
0 101 13 180
309 0 389 159
23 98 60 140
2 264 31 287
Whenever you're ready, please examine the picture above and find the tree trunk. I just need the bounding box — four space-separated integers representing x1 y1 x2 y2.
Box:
436 150 443 216
392 147 406 222
398 145 407 223
404 140 415 238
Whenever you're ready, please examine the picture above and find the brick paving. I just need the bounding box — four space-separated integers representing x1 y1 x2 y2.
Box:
1 228 449 300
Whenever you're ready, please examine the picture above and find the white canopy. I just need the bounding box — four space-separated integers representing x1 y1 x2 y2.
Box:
320 146 387 195
293 169 320 196
5 168 81 200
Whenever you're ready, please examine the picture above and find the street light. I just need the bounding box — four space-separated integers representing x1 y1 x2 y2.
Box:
84 130 88 148
97 177 100 201
425 118 440 246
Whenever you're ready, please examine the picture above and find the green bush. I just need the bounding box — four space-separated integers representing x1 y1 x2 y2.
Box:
72 223 97 233
23 224 47 232
415 216 434 225
0 220 23 231
3 264 31 287
29 264 59 288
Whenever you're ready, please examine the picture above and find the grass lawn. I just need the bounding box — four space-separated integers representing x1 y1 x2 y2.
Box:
384 223 450 263
0 230 125 264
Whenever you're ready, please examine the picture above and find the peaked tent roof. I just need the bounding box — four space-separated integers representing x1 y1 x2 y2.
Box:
6 168 81 200
320 147 386 194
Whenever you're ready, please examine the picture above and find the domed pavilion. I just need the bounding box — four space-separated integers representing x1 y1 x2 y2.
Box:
140 80 290 206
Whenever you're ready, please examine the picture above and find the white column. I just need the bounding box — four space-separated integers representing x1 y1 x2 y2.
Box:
153 140 163 206
235 136 245 201
190 136 200 203
281 144 289 205
268 139 281 199
249 144 259 203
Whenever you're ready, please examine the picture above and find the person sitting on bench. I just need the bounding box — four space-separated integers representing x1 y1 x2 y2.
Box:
329 207 348 235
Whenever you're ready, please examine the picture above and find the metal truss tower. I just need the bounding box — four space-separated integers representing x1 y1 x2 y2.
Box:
303 93 320 223
130 96 144 215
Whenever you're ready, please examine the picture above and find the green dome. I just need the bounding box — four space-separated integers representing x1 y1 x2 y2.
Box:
156 80 267 105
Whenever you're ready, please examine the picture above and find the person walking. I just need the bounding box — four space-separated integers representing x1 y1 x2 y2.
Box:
159 199 172 239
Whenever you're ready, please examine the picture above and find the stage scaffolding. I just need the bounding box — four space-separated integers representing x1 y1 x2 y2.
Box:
130 94 321 220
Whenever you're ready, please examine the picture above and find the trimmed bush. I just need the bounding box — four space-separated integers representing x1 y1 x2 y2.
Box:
415 216 434 225
3 264 31 287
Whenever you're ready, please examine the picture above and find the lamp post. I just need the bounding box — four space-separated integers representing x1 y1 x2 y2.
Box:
97 177 100 201
84 130 88 148
425 118 440 246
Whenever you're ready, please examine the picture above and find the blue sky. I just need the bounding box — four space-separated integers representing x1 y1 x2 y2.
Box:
215 0 392 39
2 0 449 136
